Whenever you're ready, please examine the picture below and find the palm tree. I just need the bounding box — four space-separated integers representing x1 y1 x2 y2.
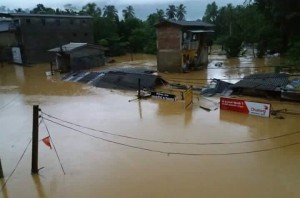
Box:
176 4 186 20
81 3 101 17
103 5 119 22
156 9 165 21
122 5 135 20
166 5 176 20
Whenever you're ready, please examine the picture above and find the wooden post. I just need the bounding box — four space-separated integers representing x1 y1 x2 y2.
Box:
31 105 39 174
138 78 141 99
0 158 4 178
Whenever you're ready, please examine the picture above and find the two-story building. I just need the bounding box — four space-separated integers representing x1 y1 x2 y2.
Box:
156 20 214 72
0 13 94 64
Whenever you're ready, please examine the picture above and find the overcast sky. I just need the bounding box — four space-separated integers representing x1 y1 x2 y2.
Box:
1 0 245 20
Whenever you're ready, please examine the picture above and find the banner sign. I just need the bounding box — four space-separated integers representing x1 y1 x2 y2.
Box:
151 91 176 101
184 88 193 108
220 97 271 118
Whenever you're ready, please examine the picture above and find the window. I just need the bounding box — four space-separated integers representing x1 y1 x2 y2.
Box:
26 19 31 24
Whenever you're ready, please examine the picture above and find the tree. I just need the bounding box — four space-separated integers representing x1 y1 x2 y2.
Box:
202 2 218 24
31 4 55 14
122 5 135 20
103 5 119 22
166 5 176 20
176 4 186 20
156 9 165 20
80 3 101 17
63 4 78 15
129 28 147 52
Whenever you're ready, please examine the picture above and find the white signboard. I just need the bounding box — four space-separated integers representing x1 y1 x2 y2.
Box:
245 101 271 118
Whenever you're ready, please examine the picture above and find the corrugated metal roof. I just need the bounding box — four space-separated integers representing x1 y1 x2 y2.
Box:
231 73 290 91
48 42 87 52
63 68 166 90
156 19 214 28
188 30 214 33
0 22 10 32
1 13 92 19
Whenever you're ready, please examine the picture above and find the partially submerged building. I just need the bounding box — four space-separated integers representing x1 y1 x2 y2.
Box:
0 13 93 64
48 42 105 72
156 20 214 72
0 19 18 62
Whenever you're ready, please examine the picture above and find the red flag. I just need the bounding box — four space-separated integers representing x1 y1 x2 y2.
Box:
42 136 52 149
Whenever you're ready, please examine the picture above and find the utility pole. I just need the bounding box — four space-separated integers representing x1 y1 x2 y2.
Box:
31 105 39 174
0 158 4 178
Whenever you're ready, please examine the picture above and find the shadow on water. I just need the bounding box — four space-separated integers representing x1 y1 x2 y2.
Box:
0 179 9 198
32 175 46 198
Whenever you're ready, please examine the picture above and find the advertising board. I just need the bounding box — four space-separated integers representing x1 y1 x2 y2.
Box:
220 97 271 118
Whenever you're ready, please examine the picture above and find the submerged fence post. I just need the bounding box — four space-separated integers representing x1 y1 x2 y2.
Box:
0 158 4 178
31 105 39 174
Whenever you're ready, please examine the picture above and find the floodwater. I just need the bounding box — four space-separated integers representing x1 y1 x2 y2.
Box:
0 54 300 198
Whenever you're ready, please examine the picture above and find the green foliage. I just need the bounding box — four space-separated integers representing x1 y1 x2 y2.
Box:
287 37 300 66
224 36 242 57
202 2 218 24
129 29 147 52
166 4 186 20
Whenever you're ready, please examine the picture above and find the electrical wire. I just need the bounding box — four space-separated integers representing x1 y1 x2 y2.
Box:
0 139 32 192
42 119 66 175
41 112 300 145
0 95 18 111
41 116 300 156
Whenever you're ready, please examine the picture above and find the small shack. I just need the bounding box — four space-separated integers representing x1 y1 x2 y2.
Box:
48 42 105 72
155 20 214 72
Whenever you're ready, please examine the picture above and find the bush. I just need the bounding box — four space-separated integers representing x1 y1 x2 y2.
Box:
224 36 242 58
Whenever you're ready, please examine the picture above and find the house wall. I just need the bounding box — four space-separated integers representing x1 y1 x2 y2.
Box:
156 25 183 72
70 47 105 71
0 32 17 46
0 32 17 62
17 16 93 64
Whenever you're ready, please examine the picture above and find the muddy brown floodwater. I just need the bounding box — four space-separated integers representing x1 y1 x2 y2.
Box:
0 54 300 198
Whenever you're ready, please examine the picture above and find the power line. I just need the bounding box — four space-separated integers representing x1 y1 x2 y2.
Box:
41 117 300 156
42 119 66 175
41 112 300 145
0 95 18 111
0 139 32 192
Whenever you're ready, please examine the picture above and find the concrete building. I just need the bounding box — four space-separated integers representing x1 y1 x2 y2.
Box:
49 42 105 72
156 20 214 72
0 19 18 62
0 13 93 64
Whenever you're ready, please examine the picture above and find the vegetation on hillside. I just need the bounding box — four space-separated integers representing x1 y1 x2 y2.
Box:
0 1 299 65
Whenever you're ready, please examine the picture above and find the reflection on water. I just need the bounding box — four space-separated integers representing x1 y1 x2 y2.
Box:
1 54 300 198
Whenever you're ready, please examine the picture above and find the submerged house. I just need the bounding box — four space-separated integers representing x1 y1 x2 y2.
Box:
0 19 18 62
0 13 93 64
156 20 214 72
48 42 106 72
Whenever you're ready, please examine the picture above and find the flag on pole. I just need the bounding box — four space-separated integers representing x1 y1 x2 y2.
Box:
42 136 52 149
